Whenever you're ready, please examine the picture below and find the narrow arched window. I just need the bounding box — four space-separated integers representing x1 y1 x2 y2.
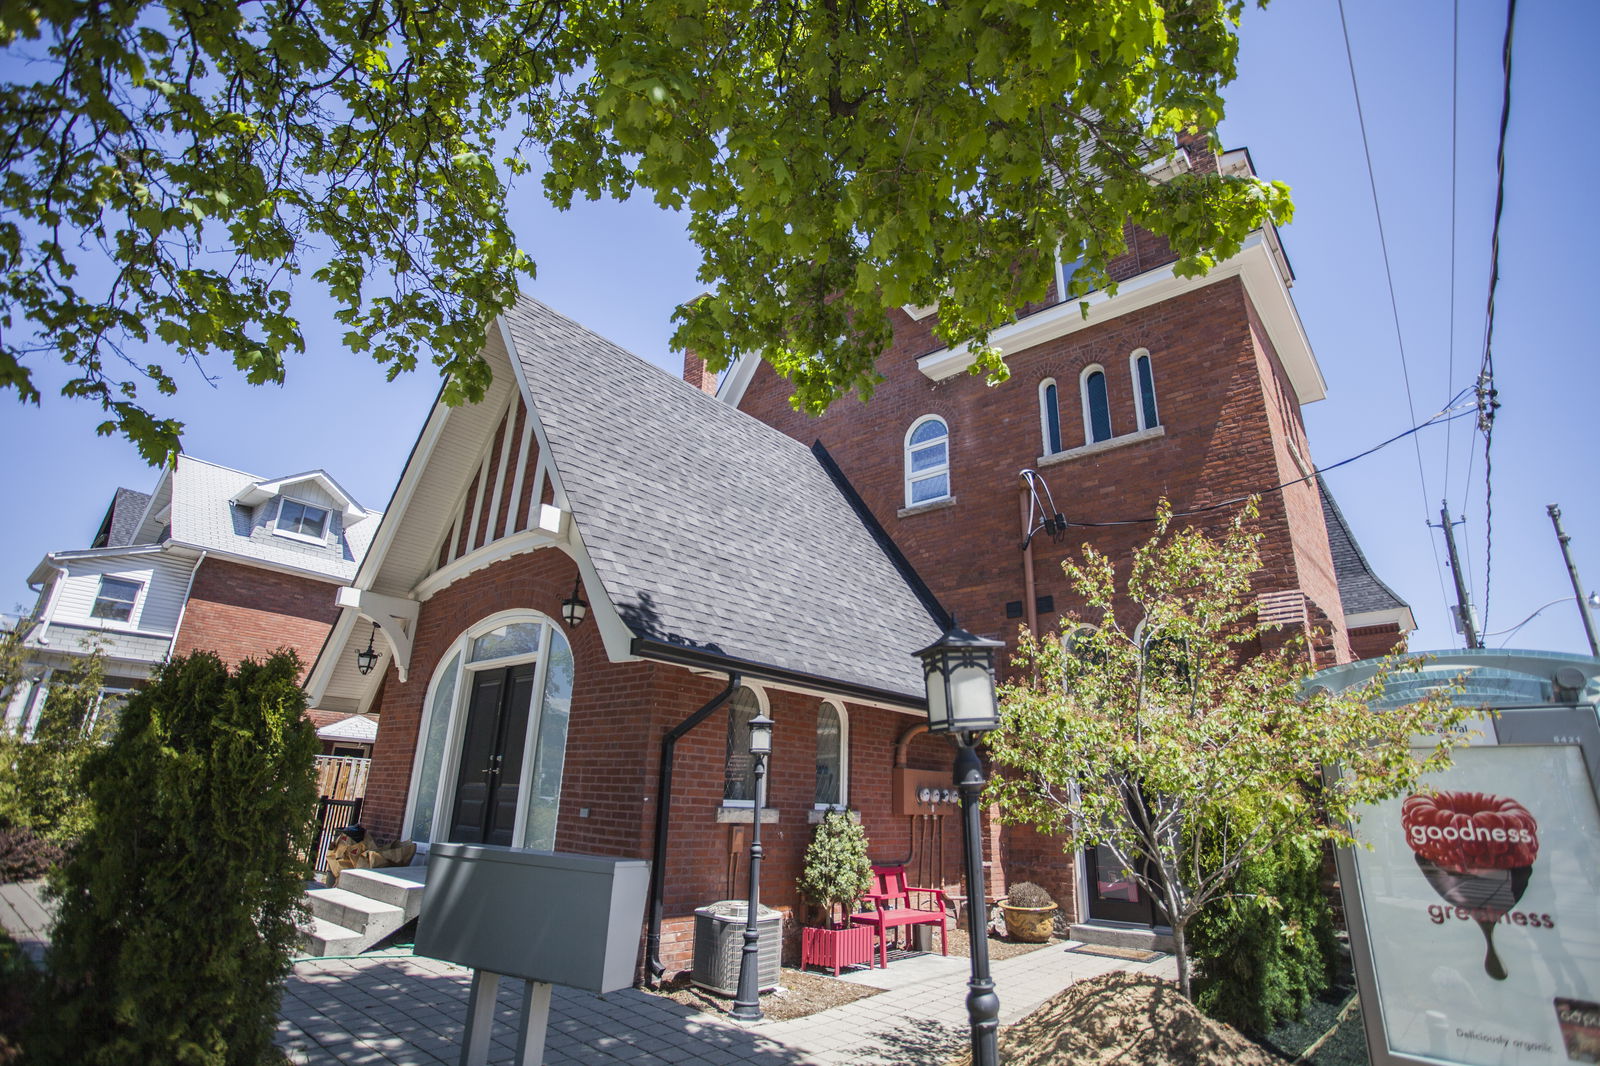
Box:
1039 380 1062 454
1131 349 1160 431
1080 366 1111 444
814 702 848 808
723 686 767 805
905 416 950 506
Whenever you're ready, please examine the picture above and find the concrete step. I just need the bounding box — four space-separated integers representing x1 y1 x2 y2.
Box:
305 885 408 939
299 915 367 958
1070 922 1176 953
335 865 428 919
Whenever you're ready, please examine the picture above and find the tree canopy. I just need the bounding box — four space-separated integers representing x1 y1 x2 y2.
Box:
987 502 1466 999
1 0 1290 463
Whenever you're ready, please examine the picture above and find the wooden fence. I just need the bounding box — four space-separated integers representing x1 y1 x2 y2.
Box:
315 755 370 802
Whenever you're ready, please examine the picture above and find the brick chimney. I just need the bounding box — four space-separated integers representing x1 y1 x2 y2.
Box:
682 349 718 395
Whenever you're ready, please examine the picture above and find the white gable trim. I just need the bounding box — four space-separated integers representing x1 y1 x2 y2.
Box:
333 586 420 681
716 353 759 408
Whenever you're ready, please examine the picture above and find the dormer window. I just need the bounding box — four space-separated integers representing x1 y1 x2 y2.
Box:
274 498 329 543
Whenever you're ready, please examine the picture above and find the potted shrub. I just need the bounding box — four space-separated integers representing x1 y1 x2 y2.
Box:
1000 881 1058 943
796 812 875 974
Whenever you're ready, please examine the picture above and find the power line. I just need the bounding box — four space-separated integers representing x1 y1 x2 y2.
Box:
1335 0 1455 626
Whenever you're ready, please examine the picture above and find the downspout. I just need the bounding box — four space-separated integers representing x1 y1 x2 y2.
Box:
645 671 741 986
880 722 931 869
168 551 208 658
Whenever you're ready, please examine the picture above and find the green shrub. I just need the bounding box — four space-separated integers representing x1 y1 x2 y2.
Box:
796 811 872 925
32 651 318 1066
0 826 65 883
0 646 112 844
1188 835 1338 1035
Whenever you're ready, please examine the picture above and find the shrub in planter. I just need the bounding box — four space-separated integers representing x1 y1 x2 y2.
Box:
796 811 872 926
31 651 317 1066
1189 836 1338 1035
1000 881 1058 942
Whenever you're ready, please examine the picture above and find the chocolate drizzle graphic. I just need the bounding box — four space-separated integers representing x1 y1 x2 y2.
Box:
1401 791 1540 981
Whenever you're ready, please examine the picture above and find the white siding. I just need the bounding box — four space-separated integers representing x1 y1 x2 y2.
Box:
49 552 196 636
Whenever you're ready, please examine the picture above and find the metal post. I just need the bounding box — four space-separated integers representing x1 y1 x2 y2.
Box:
1547 504 1600 657
729 750 768 1021
1439 502 1482 649
954 736 999 1066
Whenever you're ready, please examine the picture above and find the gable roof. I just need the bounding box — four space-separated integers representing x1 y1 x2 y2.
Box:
1319 479 1415 631
92 488 153 548
501 297 945 703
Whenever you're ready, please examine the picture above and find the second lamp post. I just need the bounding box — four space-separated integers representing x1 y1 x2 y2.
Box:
729 710 773 1022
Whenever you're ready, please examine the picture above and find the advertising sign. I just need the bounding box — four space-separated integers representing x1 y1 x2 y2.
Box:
1345 742 1600 1063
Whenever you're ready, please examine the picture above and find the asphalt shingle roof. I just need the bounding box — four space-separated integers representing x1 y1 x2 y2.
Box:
502 297 944 703
1319 479 1410 618
98 487 152 547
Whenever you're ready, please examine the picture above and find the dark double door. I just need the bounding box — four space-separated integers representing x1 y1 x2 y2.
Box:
447 664 535 846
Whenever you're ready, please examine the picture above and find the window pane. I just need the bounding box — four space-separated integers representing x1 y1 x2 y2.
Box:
910 473 949 504
91 577 140 621
280 500 328 538
470 622 543 662
1043 383 1061 453
524 634 573 850
1137 356 1159 428
909 441 947 472
1086 371 1111 443
910 419 947 446
815 704 841 806
411 653 461 843
723 689 760 803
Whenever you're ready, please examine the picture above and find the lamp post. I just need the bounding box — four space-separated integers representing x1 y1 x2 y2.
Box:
914 619 1005 1066
729 711 773 1022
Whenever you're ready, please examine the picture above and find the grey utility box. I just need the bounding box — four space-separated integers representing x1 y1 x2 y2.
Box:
414 844 650 995
691 900 781 996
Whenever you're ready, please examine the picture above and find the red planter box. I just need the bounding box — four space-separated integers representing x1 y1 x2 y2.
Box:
801 924 874 976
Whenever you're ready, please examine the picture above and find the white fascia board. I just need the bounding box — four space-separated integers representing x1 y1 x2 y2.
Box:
161 540 349 585
715 353 759 408
1345 605 1418 635
917 234 1328 405
497 317 643 668
28 544 167 585
346 388 456 597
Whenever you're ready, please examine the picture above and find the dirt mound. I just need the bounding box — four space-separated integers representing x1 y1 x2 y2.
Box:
948 971 1286 1066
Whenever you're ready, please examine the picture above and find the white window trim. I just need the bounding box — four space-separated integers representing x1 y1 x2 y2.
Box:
272 496 331 545
89 575 144 627
1038 378 1062 456
813 700 850 811
721 683 772 810
1079 364 1112 446
904 415 951 508
403 609 568 848
1129 348 1160 432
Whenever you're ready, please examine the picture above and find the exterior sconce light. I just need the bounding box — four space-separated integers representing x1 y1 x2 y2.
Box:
355 622 381 676
561 579 589 629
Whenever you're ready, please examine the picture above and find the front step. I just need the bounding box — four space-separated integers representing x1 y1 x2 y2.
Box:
298 864 428 958
1070 922 1176 953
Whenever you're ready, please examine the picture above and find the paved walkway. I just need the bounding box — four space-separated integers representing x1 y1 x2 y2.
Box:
0 881 1178 1065
276 943 1177 1066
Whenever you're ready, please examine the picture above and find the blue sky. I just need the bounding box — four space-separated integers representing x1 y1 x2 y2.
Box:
4 0 1597 657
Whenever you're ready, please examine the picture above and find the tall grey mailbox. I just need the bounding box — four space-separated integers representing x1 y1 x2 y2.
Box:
412 845 651 1066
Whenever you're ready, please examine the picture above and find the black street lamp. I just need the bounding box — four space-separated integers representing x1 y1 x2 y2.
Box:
729 710 774 1022
914 619 1005 1066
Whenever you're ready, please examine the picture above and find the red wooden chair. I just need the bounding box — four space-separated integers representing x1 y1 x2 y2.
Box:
847 865 950 968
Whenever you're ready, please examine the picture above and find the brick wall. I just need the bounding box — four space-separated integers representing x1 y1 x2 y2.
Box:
172 557 341 680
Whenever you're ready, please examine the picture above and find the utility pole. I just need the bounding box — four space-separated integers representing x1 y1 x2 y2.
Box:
1546 504 1600 657
1438 502 1482 649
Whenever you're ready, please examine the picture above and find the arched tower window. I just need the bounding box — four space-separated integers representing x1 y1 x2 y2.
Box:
1080 366 1112 444
1131 349 1160 431
1039 379 1062 454
905 416 951 506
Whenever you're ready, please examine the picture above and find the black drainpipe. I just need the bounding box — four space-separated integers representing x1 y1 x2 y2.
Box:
645 671 741 986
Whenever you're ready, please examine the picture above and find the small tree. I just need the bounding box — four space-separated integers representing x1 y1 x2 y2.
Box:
0 643 113 844
33 651 317 1066
796 812 872 927
987 501 1465 1000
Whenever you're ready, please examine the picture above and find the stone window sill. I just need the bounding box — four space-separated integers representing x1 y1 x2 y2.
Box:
1038 426 1165 467
808 807 860 824
716 806 779 824
897 496 957 519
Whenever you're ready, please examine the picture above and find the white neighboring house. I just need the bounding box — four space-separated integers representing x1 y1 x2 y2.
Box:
6 456 381 746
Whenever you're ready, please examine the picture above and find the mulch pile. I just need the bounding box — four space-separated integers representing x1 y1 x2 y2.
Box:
947 970 1286 1066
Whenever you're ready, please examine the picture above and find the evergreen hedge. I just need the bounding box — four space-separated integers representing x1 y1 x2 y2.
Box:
1188 835 1338 1035
32 651 318 1066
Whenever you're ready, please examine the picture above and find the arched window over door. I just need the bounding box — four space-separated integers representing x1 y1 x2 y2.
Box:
405 612 574 850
